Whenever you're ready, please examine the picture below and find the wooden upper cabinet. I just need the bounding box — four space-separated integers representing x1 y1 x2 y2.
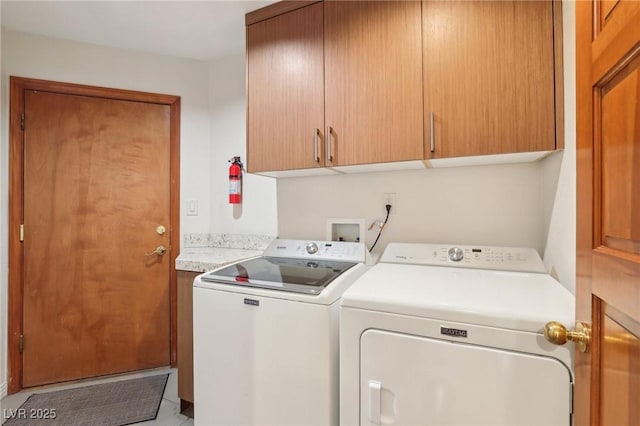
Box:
246 0 562 172
423 1 560 159
247 2 325 173
325 1 424 166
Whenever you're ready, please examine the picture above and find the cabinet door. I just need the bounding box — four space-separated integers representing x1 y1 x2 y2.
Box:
247 3 324 173
325 1 424 166
423 1 557 158
177 271 199 404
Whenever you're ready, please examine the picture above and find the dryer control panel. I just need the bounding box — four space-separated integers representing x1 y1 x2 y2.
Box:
380 243 546 273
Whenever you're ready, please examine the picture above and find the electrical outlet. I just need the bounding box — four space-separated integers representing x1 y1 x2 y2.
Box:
383 192 396 214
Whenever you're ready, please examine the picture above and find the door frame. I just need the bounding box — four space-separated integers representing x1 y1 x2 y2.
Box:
7 76 181 394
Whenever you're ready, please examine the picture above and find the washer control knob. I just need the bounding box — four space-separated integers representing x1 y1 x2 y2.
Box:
448 247 464 262
306 242 319 254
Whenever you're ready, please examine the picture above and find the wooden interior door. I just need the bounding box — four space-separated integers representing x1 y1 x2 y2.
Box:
21 89 172 387
575 1 640 424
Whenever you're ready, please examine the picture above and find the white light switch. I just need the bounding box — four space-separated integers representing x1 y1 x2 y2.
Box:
187 199 199 216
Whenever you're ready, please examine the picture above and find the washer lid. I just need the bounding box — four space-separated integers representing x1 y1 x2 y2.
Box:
200 256 357 295
340 263 575 333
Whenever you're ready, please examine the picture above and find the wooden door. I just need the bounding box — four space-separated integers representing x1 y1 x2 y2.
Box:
246 2 325 173
574 1 640 424
16 86 173 387
324 0 423 166
423 0 559 159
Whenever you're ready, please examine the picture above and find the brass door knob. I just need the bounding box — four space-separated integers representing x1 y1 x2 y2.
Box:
544 321 591 353
145 245 167 257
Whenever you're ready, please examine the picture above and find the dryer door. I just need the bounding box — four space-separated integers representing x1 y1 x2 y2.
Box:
360 329 572 426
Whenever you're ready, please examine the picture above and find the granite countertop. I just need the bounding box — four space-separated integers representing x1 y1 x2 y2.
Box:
175 233 276 273
175 247 263 273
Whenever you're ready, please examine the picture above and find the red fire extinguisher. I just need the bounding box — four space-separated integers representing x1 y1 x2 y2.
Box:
229 156 243 204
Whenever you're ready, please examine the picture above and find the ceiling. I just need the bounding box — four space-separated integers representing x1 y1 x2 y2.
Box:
1 0 277 61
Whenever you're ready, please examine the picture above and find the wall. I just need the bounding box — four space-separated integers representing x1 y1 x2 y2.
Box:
1 30 214 237
277 162 547 252
0 29 206 397
541 0 576 293
277 1 577 294
208 54 278 237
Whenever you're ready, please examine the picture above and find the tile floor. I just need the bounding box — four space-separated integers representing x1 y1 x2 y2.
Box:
0 368 192 426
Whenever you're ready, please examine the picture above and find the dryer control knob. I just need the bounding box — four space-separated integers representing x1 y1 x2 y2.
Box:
306 242 319 254
448 247 464 262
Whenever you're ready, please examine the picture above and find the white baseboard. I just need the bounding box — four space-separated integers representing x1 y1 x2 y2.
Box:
0 381 7 399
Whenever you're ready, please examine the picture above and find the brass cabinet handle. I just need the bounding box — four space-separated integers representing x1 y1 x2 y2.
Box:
544 321 591 353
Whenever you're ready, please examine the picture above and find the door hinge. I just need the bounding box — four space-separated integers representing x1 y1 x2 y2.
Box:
20 224 24 242
19 335 24 354
20 113 25 131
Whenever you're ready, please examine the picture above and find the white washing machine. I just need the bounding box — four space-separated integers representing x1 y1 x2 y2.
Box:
193 239 371 426
340 243 575 426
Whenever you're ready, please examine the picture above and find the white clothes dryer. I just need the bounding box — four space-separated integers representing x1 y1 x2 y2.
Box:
340 243 575 426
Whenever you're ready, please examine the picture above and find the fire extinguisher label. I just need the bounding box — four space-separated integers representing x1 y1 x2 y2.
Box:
230 180 241 194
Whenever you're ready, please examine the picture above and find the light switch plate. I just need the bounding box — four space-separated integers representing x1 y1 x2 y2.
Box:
187 199 199 216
